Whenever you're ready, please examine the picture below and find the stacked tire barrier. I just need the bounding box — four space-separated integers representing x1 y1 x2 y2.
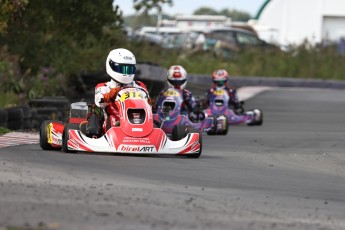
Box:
0 96 70 131
6 106 28 130
0 109 8 128
29 96 70 129
0 106 32 130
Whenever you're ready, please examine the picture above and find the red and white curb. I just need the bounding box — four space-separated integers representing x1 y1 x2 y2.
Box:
0 87 272 149
0 132 39 148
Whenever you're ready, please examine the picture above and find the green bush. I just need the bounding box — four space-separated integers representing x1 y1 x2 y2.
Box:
0 127 11 134
145 43 345 80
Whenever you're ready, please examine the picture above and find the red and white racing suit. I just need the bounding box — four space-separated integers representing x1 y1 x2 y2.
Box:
95 79 148 131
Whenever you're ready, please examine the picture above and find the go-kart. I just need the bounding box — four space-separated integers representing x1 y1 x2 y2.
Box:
39 87 202 158
153 88 228 135
204 88 263 126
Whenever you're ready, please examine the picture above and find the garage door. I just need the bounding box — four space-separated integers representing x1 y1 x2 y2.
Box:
322 16 345 41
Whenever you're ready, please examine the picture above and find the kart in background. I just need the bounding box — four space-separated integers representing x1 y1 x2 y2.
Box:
203 88 263 126
153 88 228 135
39 87 202 158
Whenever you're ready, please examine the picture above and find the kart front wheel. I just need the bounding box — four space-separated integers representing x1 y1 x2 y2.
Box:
185 127 202 158
39 120 61 151
171 125 189 141
171 125 202 158
62 124 79 153
207 116 218 135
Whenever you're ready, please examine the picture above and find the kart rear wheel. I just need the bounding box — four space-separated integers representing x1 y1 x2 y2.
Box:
185 127 202 158
62 123 79 153
39 120 61 151
219 117 229 135
255 109 263 126
247 109 263 126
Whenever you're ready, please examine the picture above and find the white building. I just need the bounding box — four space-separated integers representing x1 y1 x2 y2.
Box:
161 15 232 32
249 0 345 46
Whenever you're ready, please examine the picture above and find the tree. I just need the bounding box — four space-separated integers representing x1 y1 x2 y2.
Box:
193 7 219 16
219 8 252 22
193 7 252 22
133 0 173 14
0 0 126 102
131 0 173 31
0 0 28 35
2 0 123 73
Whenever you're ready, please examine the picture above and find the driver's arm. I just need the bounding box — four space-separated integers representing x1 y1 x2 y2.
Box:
103 87 120 103
183 90 195 112
95 84 120 108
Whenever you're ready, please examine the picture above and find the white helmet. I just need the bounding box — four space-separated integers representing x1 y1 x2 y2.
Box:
167 65 187 89
106 48 136 84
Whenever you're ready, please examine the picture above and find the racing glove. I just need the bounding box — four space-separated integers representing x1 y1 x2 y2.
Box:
232 101 244 114
103 87 120 103
148 97 155 106
189 106 205 122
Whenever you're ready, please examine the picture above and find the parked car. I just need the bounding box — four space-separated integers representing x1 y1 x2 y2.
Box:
134 26 182 46
200 27 278 57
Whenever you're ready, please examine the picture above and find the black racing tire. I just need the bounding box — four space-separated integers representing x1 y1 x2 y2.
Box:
219 117 229 135
29 97 69 109
247 109 263 126
0 122 7 128
207 116 218 135
6 107 23 121
0 109 8 123
31 120 40 130
30 108 39 129
247 110 256 126
256 109 263 126
0 109 8 128
30 108 37 120
171 125 189 141
37 114 50 124
39 120 60 150
23 119 32 129
153 119 161 128
36 107 59 120
7 120 24 130
62 123 79 153
185 127 202 158
20 105 31 119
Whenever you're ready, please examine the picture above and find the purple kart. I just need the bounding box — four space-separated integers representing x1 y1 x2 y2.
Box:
204 88 263 126
153 88 227 135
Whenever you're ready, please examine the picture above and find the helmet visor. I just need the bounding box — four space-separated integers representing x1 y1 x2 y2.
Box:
214 79 227 87
109 60 136 75
168 79 186 87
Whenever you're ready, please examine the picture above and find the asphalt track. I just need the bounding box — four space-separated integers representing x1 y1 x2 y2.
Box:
1 87 345 230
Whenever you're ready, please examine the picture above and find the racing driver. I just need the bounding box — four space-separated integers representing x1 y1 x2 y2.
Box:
155 65 204 122
205 69 243 114
87 48 149 135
